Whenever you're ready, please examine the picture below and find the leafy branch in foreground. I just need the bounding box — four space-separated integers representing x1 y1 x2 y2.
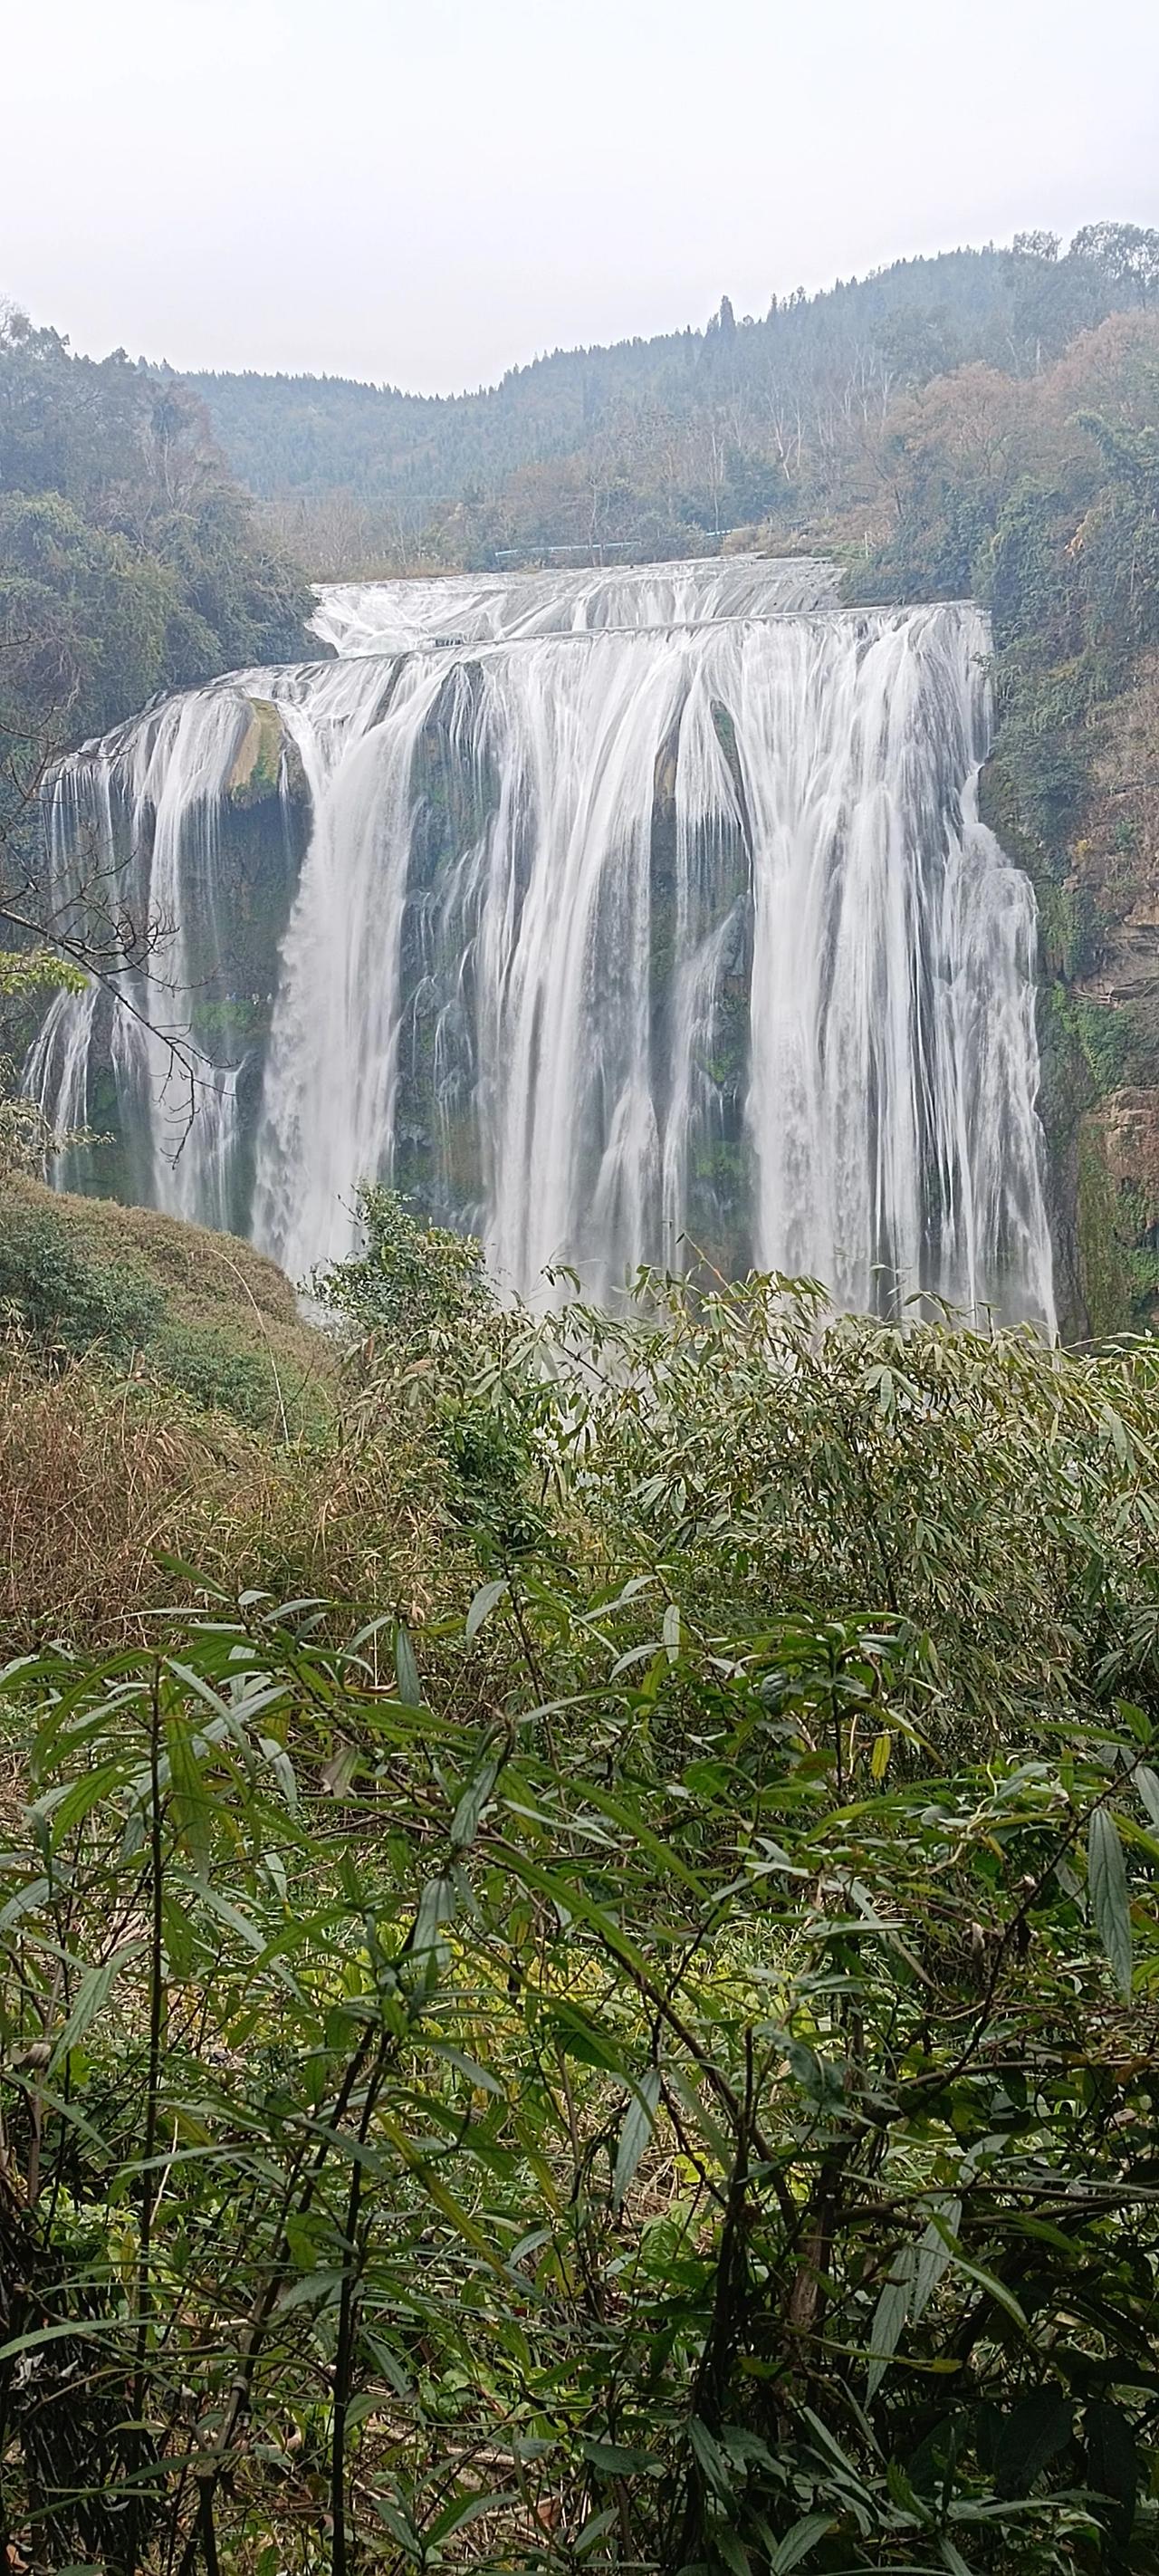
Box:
0 1569 1155 2574
1 1232 1158 2570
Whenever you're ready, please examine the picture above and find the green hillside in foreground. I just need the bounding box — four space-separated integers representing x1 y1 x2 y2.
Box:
0 1176 331 1437
0 1180 378 1651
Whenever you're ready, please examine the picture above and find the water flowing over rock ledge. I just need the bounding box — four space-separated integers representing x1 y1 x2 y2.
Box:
25 558 1055 1332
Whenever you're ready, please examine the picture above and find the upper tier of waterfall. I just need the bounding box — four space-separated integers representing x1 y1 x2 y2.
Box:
25 556 1056 1331
311 554 842 655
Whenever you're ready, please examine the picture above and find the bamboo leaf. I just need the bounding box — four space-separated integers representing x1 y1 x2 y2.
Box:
550 1999 623 2072
689 2416 733 2499
427 2491 517 2545
611 2064 661 2212
1135 1765 1159 1832
944 2253 1028 2332
465 1579 508 1642
394 1622 423 1707
911 2198 963 2323
580 2439 662 2476
573 2509 619 2552
713 2529 753 2576
167 1719 216 1879
411 1874 455 1966
450 1754 502 1850
426 2042 503 2095
50 1942 139 2072
994 2387 1072 2497
1089 1805 1133 1997
771 2517 838 2573
867 2258 913 2399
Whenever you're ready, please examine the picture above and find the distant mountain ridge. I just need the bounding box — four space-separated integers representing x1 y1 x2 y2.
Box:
187 242 1114 509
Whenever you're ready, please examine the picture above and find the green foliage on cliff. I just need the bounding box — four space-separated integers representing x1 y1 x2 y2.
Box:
858 312 1159 689
842 286 1159 1336
0 306 316 888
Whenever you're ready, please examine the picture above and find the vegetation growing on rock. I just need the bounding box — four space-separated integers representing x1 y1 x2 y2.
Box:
0 304 317 926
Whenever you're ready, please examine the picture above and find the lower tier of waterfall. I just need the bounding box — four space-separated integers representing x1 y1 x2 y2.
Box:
25 559 1056 1331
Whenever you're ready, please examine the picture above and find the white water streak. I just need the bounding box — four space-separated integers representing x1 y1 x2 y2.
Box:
26 558 1055 1331
311 554 840 654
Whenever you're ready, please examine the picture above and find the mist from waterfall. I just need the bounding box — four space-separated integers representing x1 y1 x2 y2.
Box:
25 557 1056 1332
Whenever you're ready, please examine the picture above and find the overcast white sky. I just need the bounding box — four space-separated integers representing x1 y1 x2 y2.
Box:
6 0 1159 394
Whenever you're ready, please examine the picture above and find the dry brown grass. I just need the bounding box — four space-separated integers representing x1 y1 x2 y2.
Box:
0 1357 249 1650
0 1344 459 1658
0 1179 485 1671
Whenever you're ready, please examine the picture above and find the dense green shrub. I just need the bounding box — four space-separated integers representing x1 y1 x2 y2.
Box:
145 1313 292 1428
1 1459 1158 2570
426 1260 1159 1741
0 1197 163 1357
314 1183 491 1350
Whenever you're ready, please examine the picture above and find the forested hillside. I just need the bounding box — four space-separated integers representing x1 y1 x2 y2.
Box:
0 302 319 1102
191 226 1154 570
194 245 1039 495
0 308 315 877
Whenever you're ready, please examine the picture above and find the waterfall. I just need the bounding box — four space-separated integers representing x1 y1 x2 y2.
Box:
311 554 841 654
26 684 273 1228
25 557 1056 1332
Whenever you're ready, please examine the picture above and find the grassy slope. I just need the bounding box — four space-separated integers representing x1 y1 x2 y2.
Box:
0 1177 333 1437
0 1184 452 1654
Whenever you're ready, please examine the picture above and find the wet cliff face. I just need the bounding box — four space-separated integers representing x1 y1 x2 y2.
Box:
26 567 1056 1329
1067 660 1159 1336
25 692 312 1235
986 653 1159 1340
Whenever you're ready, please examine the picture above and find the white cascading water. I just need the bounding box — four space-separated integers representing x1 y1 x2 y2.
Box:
310 554 840 655
25 556 1056 1331
27 689 258 1230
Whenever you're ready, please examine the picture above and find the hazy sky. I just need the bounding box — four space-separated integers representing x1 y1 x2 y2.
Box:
7 0 1159 394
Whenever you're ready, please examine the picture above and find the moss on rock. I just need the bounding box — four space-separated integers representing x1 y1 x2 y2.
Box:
230 700 292 798
1075 1119 1133 1340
